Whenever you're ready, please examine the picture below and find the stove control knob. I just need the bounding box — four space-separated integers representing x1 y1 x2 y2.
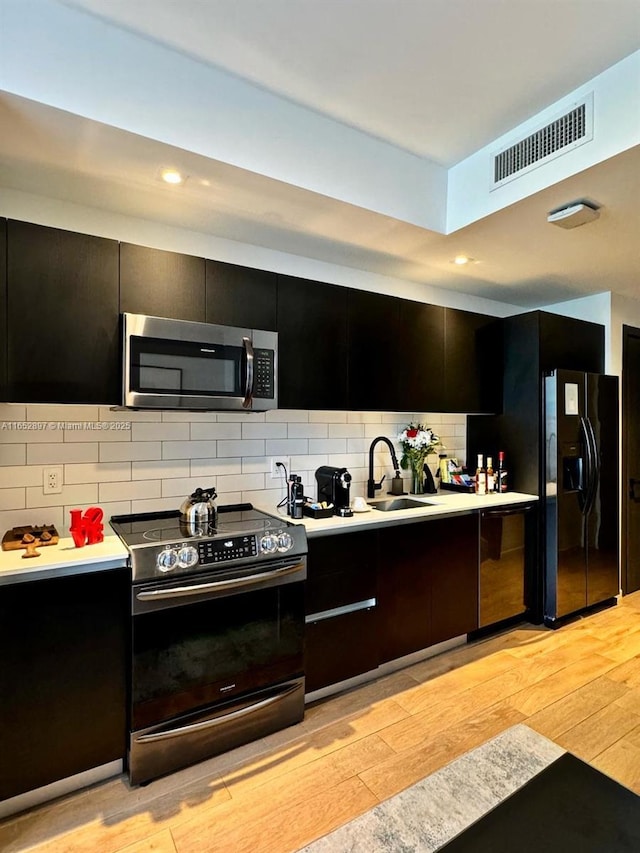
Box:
157 548 178 572
177 545 199 569
277 532 294 553
260 534 279 554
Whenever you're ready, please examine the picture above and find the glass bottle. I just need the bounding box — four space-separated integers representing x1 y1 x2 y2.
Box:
486 456 495 493
475 454 487 496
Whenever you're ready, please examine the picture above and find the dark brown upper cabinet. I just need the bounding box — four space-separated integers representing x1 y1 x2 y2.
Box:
120 243 205 322
0 219 6 400
277 275 348 410
347 290 402 411
206 260 277 330
399 300 446 412
443 308 503 413
6 220 120 404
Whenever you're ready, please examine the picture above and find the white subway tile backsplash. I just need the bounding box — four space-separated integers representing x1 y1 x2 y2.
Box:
0 487 25 510
0 426 63 444
266 409 308 423
131 496 185 514
0 445 26 466
218 439 265 458
26 404 101 422
308 438 347 455
0 466 44 488
101 442 161 463
131 423 190 443
99 480 161 503
162 441 217 460
27 484 98 509
241 422 287 440
190 423 241 441
161 477 217 498
217 472 265 492
241 457 271 474
0 506 63 533
190 458 242 477
265 439 308 456
347 412 383 424
328 423 364 439
287 423 328 439
131 460 190 481
64 462 131 485
29 443 99 465
0 407 465 522
308 411 347 423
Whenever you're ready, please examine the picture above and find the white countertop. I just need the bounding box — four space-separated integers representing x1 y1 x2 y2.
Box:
0 534 130 585
282 491 538 537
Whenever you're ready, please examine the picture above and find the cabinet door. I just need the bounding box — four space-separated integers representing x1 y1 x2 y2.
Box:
120 243 205 322
0 570 128 800
348 290 401 411
399 300 445 412
206 260 277 330
429 514 479 643
7 220 120 404
444 308 502 413
378 522 432 662
538 312 604 374
0 218 6 399
277 275 348 409
305 530 378 691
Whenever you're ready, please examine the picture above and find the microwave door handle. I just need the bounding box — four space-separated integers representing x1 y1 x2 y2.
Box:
242 336 254 409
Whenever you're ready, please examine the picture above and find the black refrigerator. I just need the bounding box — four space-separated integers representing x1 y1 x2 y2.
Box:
544 369 619 625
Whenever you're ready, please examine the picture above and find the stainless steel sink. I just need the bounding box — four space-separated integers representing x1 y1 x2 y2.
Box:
370 497 434 512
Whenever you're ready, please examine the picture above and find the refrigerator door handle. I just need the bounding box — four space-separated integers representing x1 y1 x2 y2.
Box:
582 416 599 515
579 417 595 515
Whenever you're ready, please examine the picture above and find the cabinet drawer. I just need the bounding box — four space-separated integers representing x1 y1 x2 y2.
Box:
305 605 378 693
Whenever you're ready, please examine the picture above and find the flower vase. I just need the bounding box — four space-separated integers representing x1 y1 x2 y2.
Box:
409 457 426 495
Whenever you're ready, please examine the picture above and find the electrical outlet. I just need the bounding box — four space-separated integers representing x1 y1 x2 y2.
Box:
270 457 290 480
43 466 63 495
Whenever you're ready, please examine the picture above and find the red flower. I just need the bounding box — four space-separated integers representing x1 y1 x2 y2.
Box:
406 429 418 438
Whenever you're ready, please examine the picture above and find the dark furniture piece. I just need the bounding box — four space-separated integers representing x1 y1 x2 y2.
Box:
438 753 640 853
0 569 128 801
277 275 349 410
444 308 502 414
120 242 206 322
6 220 120 404
305 530 378 692
206 260 277 330
304 511 481 692
378 514 478 662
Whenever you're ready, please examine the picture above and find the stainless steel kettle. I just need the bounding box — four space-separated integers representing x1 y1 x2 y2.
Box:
179 486 218 534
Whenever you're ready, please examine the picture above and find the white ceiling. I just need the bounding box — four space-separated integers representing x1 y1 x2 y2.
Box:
2 0 640 308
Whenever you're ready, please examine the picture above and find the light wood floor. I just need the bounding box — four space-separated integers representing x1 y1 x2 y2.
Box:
3 592 640 853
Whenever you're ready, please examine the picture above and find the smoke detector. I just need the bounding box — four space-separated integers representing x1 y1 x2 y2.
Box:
547 200 600 229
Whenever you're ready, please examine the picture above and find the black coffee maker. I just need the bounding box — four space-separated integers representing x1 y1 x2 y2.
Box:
315 466 353 517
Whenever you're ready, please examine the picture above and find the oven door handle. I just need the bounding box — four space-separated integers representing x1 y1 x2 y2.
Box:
242 336 254 409
135 561 305 601
136 682 300 744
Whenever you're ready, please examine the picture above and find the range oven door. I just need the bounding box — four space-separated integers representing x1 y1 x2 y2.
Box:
122 312 278 411
129 558 305 785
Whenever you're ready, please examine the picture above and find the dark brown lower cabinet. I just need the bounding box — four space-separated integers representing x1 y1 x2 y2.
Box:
0 569 128 801
305 515 479 691
304 530 378 693
378 514 479 662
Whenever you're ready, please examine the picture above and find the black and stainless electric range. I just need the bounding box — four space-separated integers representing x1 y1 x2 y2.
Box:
110 504 307 786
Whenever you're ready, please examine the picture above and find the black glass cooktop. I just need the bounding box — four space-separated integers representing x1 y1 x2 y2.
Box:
110 504 291 548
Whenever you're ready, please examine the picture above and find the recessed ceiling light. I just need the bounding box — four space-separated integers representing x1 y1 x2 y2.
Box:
452 255 474 265
160 168 183 185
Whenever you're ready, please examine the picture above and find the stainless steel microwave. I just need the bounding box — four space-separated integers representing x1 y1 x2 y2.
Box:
122 313 278 411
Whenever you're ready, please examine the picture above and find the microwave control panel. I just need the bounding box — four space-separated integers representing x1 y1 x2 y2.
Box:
253 348 275 399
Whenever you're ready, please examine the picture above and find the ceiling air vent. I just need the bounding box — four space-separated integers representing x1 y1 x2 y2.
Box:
492 93 593 189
